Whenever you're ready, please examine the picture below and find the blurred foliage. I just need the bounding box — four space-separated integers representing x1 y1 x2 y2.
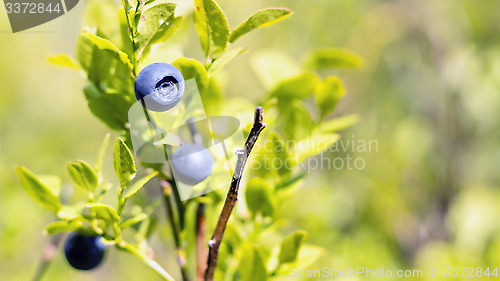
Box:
1 0 500 280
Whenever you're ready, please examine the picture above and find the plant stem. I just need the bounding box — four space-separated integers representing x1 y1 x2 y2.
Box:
117 241 176 281
196 202 207 281
32 235 63 281
186 118 208 281
204 107 266 281
161 180 191 281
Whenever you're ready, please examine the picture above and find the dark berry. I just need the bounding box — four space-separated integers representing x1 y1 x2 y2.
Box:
64 232 107 270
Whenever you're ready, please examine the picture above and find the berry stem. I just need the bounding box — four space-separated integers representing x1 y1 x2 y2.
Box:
204 107 267 281
186 118 208 281
117 241 176 281
160 180 191 281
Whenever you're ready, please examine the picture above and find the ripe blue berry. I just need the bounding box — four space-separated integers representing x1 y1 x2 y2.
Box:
135 63 185 112
64 232 107 270
171 143 214 185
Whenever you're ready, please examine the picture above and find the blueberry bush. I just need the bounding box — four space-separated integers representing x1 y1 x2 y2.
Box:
15 0 360 280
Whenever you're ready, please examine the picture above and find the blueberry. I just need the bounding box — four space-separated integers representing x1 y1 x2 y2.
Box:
64 232 107 270
135 63 185 112
171 143 214 185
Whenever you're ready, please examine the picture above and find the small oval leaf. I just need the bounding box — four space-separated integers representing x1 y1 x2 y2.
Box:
113 138 137 188
278 230 308 264
229 8 292 43
15 166 62 213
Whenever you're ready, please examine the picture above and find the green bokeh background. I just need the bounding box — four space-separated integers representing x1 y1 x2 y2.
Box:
1 0 500 280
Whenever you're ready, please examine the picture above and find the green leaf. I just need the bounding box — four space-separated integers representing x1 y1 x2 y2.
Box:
141 15 183 60
38 175 62 197
47 54 78 69
269 132 292 175
193 0 230 58
276 172 307 191
255 131 292 178
207 47 247 76
315 76 346 118
251 50 300 90
95 133 111 177
172 58 209 91
271 73 319 99
15 166 62 213
44 220 88 235
113 138 137 188
305 48 364 69
123 171 158 200
229 8 292 43
57 205 84 220
245 178 275 218
75 33 95 72
68 160 99 192
85 203 120 222
317 114 360 133
282 100 315 141
238 244 268 281
85 33 133 70
135 3 177 56
88 94 132 131
294 133 340 163
278 230 308 264
119 213 148 229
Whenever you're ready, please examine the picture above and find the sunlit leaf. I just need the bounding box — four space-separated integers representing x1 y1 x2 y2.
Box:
238 244 268 281
88 94 132 131
85 33 133 70
113 138 137 188
135 3 178 57
68 160 99 192
229 8 292 43
119 213 148 229
85 203 120 222
207 47 247 76
15 166 61 213
317 114 360 133
271 73 318 99
95 133 111 178
172 57 209 91
305 48 364 69
141 15 183 60
315 76 346 118
294 133 339 163
47 54 78 69
245 178 275 218
193 0 229 58
278 230 307 264
44 219 88 235
123 171 158 200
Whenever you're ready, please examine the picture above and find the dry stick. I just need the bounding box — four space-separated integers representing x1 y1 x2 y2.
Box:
204 107 267 281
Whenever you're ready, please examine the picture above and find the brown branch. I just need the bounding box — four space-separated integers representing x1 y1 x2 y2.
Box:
204 107 267 281
196 203 208 281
